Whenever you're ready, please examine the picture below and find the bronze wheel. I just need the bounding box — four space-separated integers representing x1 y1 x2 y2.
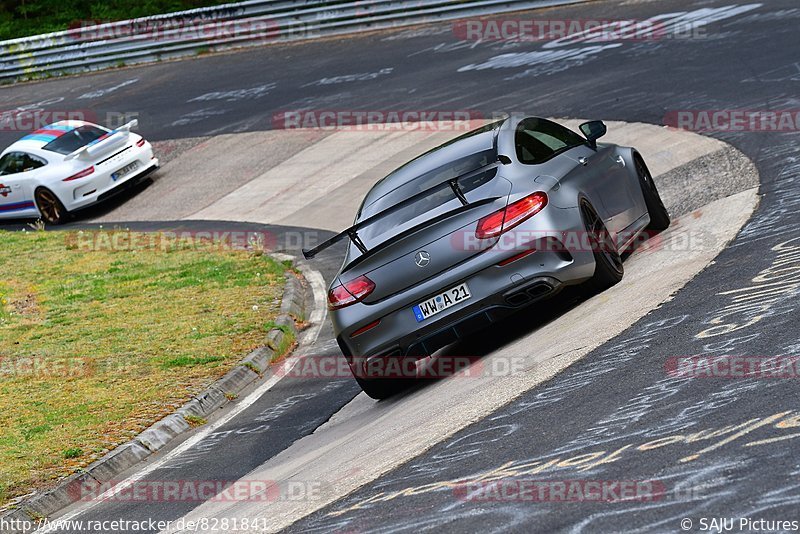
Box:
34 188 68 225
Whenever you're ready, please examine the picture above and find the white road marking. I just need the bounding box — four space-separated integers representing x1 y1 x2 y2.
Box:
301 68 394 87
456 5 762 75
188 83 276 102
457 44 623 72
169 108 228 127
78 79 139 100
541 4 763 49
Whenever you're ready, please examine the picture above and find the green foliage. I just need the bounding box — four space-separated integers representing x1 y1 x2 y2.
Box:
0 0 229 40
62 447 83 459
183 415 206 427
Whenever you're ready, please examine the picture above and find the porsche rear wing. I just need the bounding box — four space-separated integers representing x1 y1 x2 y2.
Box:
64 120 139 162
302 162 501 260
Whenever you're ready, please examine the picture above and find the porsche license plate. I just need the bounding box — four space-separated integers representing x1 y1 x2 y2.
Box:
111 161 139 181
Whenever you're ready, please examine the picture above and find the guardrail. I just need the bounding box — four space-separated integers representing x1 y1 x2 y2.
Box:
0 0 585 83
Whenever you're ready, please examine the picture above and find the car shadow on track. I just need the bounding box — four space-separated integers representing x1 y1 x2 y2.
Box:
378 227 670 401
72 175 158 221
379 284 590 402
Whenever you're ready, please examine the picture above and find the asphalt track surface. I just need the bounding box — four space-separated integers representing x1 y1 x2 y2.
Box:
1 0 799 532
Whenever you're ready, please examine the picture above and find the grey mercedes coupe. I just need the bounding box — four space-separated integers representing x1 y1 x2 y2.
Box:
304 116 670 399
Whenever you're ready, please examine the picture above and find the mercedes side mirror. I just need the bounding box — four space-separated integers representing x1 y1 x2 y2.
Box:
579 120 607 150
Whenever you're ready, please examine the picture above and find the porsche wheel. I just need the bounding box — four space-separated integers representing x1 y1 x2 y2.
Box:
34 188 69 225
582 202 623 294
635 156 670 232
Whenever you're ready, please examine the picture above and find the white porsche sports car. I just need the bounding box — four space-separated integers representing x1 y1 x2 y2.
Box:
0 119 159 224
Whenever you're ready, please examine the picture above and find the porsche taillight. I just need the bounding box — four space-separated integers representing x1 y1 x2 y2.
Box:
328 275 375 310
136 138 146 147
63 166 95 181
475 191 548 239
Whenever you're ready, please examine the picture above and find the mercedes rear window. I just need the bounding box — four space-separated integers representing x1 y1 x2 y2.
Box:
42 125 108 155
357 161 498 245
360 149 496 220
358 120 504 217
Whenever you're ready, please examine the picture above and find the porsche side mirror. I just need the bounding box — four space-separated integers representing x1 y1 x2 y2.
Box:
579 120 607 150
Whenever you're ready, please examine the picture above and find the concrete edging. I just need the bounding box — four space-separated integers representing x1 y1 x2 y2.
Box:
0 265 307 530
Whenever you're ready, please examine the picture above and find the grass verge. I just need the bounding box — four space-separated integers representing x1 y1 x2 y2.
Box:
0 228 287 507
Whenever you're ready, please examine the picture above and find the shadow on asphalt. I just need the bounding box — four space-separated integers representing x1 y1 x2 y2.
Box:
378 284 588 402
370 226 672 403
383 225 671 401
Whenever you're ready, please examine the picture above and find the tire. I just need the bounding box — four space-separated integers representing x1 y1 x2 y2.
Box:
635 155 670 232
34 187 70 225
353 373 407 400
582 202 624 294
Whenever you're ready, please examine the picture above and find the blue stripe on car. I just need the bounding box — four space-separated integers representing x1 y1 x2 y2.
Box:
20 123 79 143
20 133 58 143
0 200 36 212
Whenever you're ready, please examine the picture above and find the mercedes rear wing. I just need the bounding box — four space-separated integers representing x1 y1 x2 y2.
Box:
302 161 502 261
